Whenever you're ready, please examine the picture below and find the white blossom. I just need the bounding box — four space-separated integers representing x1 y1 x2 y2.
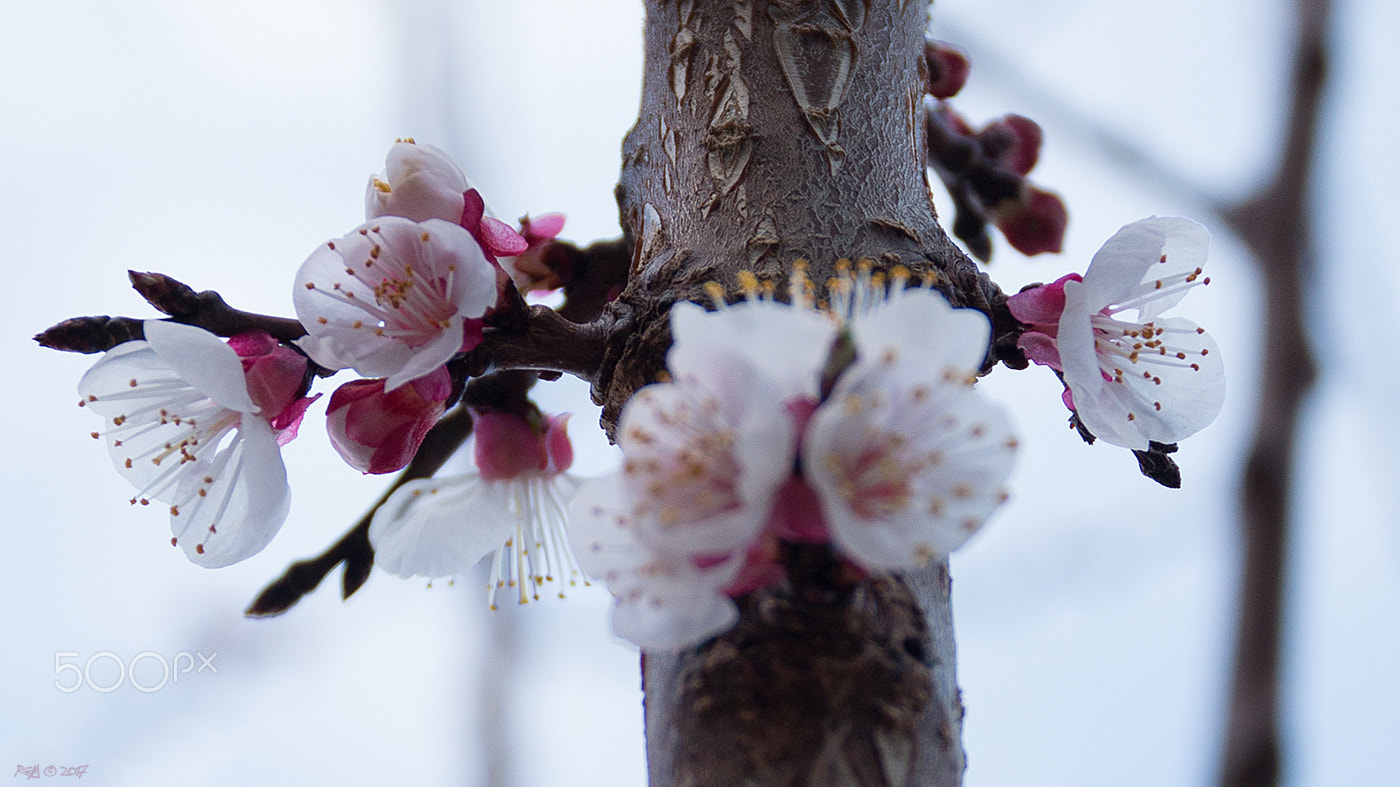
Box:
570 283 1017 650
293 216 497 390
369 412 586 608
1059 217 1224 450
365 140 470 225
77 321 293 567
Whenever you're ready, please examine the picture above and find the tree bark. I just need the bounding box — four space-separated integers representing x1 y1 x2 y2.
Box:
597 1 989 783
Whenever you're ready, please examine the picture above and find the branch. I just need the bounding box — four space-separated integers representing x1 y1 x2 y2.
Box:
551 236 632 324
456 304 613 383
1217 1 1328 783
34 271 306 354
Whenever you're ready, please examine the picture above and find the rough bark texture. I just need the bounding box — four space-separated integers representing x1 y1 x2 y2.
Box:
598 0 994 434
602 1 985 784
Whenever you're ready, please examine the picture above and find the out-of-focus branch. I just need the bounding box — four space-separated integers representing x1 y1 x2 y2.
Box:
943 4 1329 783
1217 1 1328 784
551 236 632 324
244 405 475 617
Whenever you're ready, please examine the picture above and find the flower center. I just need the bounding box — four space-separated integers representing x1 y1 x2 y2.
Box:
1090 265 1213 392
622 390 744 529
312 225 461 350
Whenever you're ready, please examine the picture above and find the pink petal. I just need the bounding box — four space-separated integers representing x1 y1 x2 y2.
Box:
520 212 567 244
544 414 575 474
271 393 321 446
1007 274 1077 326
479 216 530 257
1016 331 1063 371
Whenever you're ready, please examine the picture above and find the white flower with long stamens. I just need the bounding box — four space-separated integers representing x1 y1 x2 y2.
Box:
570 272 1017 649
77 321 300 567
293 216 497 390
1009 216 1224 450
369 412 587 609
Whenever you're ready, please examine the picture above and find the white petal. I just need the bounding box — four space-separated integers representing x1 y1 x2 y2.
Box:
668 300 834 400
79 343 242 496
1056 276 1109 410
143 321 257 412
382 316 464 392
609 564 739 651
1074 317 1225 448
568 474 739 651
176 414 291 568
1079 217 1170 312
852 288 990 379
616 372 790 557
366 142 469 224
1080 217 1210 316
1135 218 1211 321
369 474 519 578
806 364 1017 569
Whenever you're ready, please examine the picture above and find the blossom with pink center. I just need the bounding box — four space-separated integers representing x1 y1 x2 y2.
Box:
325 366 452 474
369 410 585 608
77 322 314 567
293 216 497 390
1008 216 1225 450
570 281 1017 650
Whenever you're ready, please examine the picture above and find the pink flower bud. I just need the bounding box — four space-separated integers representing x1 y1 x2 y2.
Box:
979 114 1043 176
924 39 971 99
326 367 452 474
506 213 569 293
994 186 1068 256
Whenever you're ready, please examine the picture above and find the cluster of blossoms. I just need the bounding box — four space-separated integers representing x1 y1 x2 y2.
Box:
78 140 580 597
567 266 1019 649
67 137 1224 652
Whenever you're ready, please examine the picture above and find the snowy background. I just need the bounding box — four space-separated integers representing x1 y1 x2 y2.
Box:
3 0 1397 784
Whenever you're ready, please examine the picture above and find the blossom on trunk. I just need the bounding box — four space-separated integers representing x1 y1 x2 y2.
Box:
325 367 452 474
369 410 585 608
1007 216 1225 450
77 322 314 567
570 277 1017 650
293 216 497 390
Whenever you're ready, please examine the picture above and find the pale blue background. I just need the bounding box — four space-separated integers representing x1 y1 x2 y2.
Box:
2 1 1397 784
